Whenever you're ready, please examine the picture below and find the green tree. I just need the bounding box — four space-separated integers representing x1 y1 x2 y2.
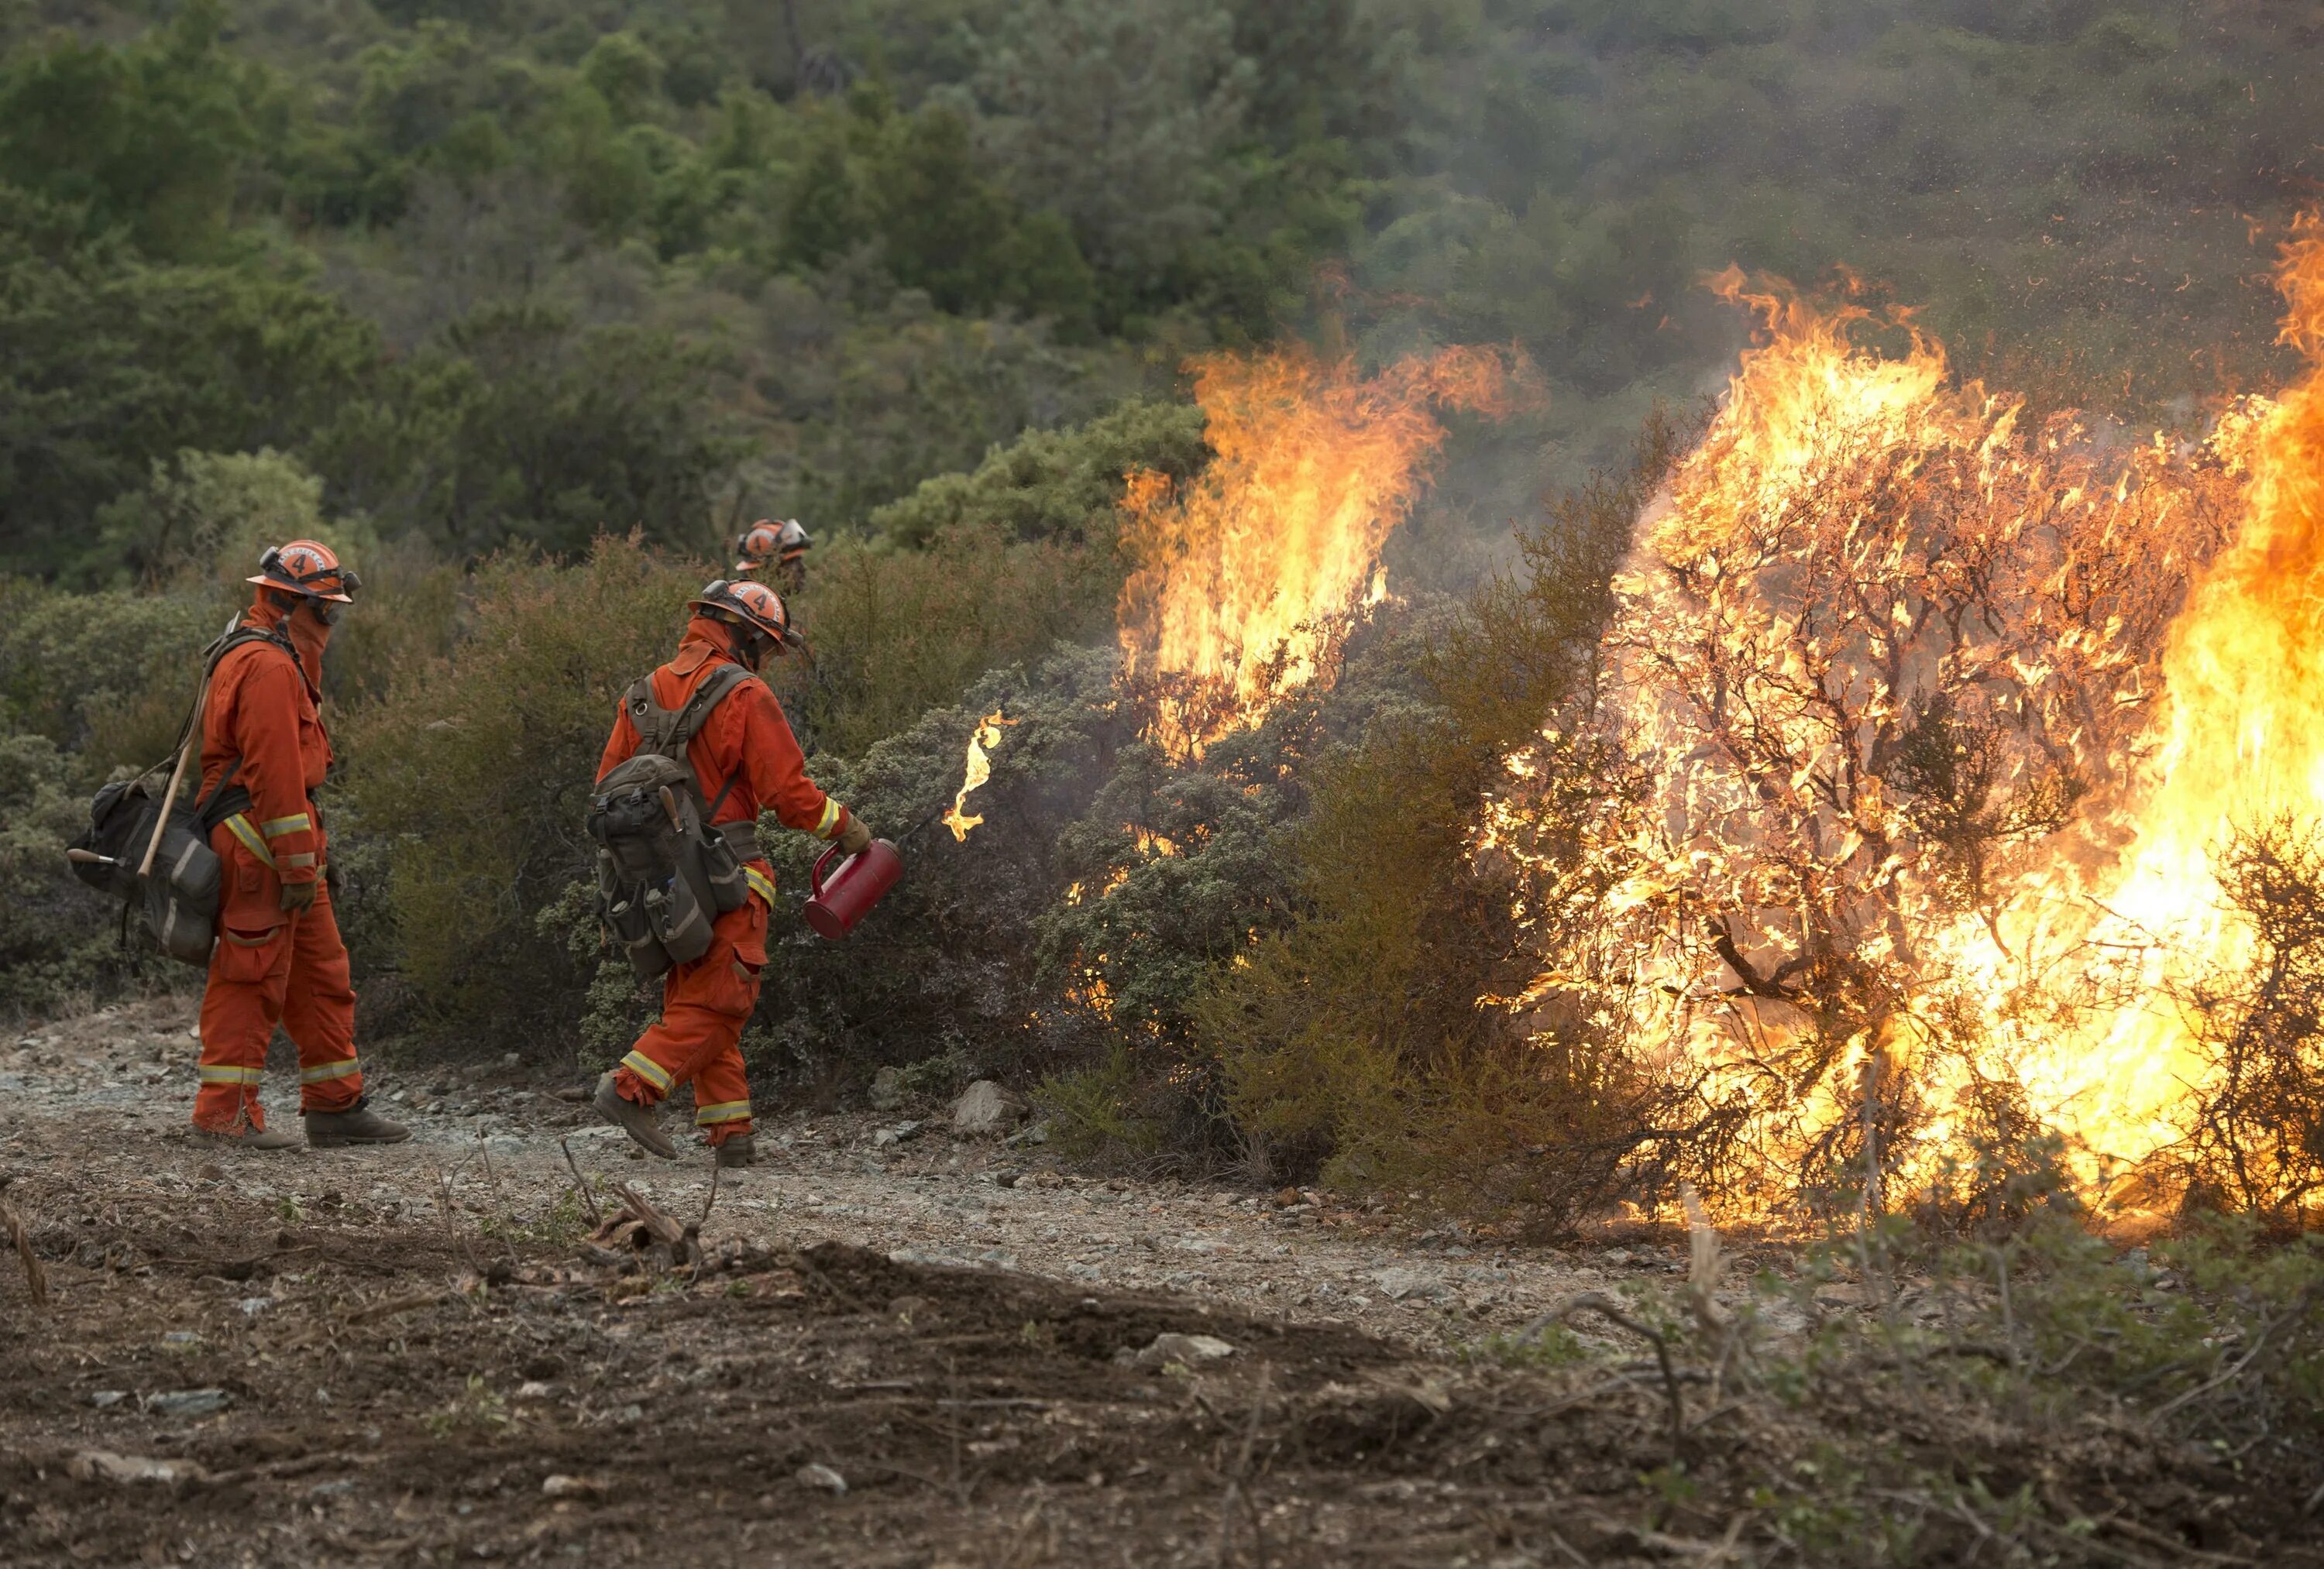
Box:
0 0 261 260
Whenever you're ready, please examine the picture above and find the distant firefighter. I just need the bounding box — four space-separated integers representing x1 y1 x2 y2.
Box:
734 517 812 595
587 579 871 1167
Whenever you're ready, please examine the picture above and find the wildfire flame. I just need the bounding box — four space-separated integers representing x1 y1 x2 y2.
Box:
1480 240 2324 1217
940 709 1012 842
1118 345 1513 756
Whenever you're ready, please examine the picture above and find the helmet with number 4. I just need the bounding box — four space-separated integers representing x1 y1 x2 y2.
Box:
690 578 794 649
246 540 358 603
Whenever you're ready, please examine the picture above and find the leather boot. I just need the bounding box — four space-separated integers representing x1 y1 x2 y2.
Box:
194 1123 300 1151
304 1099 413 1148
593 1073 676 1159
713 1134 756 1169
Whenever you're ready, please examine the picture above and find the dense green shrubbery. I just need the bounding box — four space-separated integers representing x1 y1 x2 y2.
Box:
868 398 1209 549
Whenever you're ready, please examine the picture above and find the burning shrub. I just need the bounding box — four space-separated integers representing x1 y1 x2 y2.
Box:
741 646 1134 1093
1479 271 2252 1219
2172 817 2324 1225
1195 422 1682 1220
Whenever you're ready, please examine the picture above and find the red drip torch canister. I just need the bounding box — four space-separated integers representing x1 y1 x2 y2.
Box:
804 839 902 939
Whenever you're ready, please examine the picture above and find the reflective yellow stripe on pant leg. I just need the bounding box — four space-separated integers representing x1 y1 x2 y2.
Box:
198 1065 265 1086
694 1100 752 1126
298 1059 362 1085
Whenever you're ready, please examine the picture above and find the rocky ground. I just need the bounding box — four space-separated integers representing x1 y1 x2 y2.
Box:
2 997 2316 1567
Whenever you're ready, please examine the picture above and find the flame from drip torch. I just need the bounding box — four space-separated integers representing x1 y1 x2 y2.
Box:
940 709 1014 842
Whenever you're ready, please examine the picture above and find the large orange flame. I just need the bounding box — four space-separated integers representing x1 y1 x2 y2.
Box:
1480 245 2319 1216
1118 345 1512 756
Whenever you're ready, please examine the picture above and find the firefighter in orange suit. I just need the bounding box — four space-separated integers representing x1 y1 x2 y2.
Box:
193 542 409 1150
734 517 811 596
591 579 871 1168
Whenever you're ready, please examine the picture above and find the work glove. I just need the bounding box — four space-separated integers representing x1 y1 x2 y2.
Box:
837 815 874 857
280 877 318 915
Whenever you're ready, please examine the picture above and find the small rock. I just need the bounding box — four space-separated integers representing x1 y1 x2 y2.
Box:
500 1052 521 1069
87 1391 128 1409
160 1330 201 1349
993 1171 1021 1189
1133 1332 1236 1370
868 1066 903 1111
514 1382 555 1401
1002 1120 1050 1148
871 1120 923 1149
67 1450 208 1485
1028 1170 1064 1190
952 1080 1030 1136
796 1463 847 1495
541 1475 602 1499
1273 1187 1301 1208
236 1296 273 1316
145 1389 231 1418
1373 1267 1447 1303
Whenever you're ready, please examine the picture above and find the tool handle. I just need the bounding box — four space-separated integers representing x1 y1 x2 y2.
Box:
67 848 124 867
137 691 207 878
137 612 242 879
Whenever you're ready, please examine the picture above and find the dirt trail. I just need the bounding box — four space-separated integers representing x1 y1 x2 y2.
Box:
0 997 1703 1567
8 1000 2304 1567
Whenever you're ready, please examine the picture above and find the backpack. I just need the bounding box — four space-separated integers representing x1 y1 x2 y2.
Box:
67 619 296 966
587 662 758 980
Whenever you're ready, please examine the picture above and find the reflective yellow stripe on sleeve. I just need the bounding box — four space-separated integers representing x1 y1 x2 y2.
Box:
260 813 311 838
225 814 277 870
812 798 842 839
298 1058 361 1085
744 868 776 908
619 1051 674 1093
693 1100 751 1126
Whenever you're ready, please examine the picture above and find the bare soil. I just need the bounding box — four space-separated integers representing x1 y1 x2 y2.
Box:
2 998 2317 1567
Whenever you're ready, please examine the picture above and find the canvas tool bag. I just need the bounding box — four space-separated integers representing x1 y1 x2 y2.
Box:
586 662 757 980
67 622 294 966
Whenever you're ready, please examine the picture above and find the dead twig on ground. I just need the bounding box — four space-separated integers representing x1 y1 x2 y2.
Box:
1209 1366 1272 1568
429 1166 483 1280
557 1137 603 1227
1 1196 49 1305
2152 1284 2319 1420
1519 1293 1686 1460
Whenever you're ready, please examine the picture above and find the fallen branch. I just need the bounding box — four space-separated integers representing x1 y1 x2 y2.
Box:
589 1183 705 1274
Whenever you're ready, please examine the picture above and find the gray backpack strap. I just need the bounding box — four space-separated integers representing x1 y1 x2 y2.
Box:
623 664 755 775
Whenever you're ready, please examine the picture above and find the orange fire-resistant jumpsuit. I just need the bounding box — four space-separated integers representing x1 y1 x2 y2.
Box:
191 598 363 1134
596 616 854 1145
